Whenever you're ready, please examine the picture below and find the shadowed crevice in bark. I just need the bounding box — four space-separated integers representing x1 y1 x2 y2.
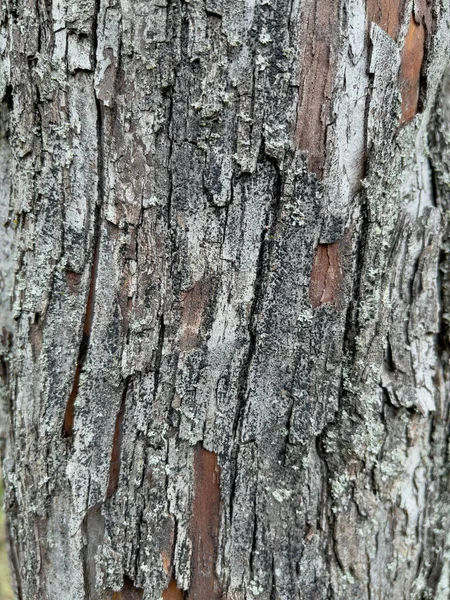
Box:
188 443 221 600
309 242 343 308
106 376 131 498
112 575 144 600
62 220 101 438
295 0 339 178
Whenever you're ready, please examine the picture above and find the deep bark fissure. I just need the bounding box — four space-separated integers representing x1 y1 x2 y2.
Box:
106 376 131 499
62 205 102 438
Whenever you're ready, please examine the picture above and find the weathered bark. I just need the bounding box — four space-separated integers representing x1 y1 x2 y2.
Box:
0 0 450 598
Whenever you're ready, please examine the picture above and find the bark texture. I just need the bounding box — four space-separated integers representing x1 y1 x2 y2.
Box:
0 0 450 599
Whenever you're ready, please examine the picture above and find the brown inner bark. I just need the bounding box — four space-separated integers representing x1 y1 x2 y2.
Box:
180 281 210 353
162 580 185 600
188 444 221 600
294 0 339 179
309 242 342 309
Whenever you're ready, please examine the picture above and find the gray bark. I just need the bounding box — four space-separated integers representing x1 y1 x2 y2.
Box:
0 0 450 599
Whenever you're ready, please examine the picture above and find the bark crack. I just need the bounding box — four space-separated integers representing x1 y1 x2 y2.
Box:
62 217 101 438
106 376 131 498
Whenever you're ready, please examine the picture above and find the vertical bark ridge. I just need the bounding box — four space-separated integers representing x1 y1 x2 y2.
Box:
62 0 105 438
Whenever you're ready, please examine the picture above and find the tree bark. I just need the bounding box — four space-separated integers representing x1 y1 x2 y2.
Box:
0 0 450 598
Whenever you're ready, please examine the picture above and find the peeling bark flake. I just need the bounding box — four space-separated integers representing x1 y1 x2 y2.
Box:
188 444 221 600
309 242 343 309
399 13 425 123
294 0 339 178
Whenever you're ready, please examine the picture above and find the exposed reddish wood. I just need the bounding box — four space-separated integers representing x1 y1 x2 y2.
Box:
112 575 144 600
294 0 339 179
162 580 184 600
309 241 343 309
366 1 430 123
161 551 171 576
187 444 221 600
366 0 404 39
180 281 209 353
399 14 425 123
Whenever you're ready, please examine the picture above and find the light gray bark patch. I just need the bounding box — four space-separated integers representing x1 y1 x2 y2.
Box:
179 281 211 354
0 99 13 333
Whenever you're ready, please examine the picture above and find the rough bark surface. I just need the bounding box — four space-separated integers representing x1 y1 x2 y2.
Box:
0 0 450 599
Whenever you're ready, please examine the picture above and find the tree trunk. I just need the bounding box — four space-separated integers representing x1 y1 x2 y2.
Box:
0 0 450 598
